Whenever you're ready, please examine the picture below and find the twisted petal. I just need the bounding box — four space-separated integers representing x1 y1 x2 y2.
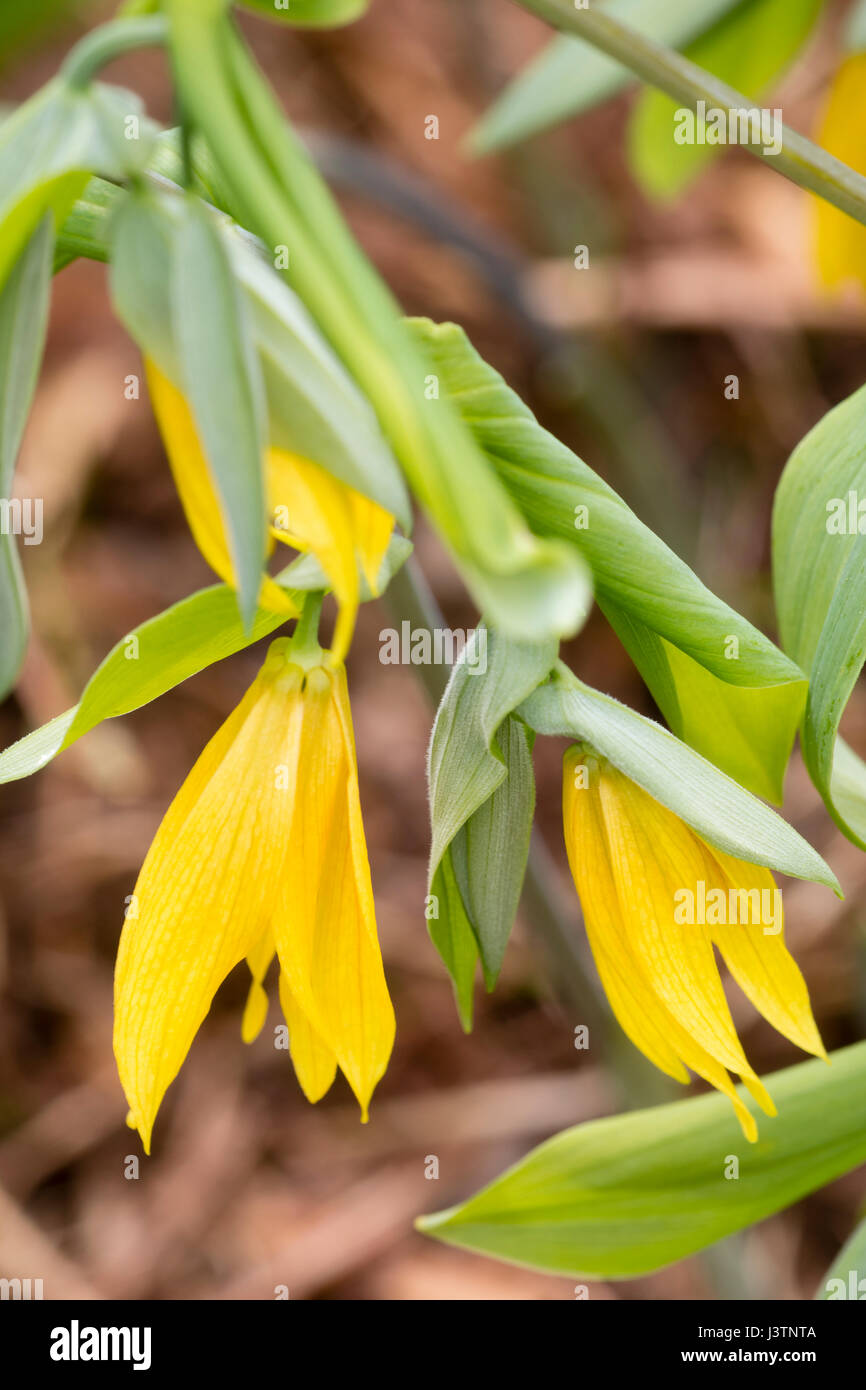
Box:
242 931 275 1044
268 450 394 658
348 490 394 596
114 644 304 1150
273 663 395 1119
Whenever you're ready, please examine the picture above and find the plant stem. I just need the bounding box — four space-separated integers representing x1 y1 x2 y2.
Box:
289 591 324 664
513 0 866 228
61 15 168 89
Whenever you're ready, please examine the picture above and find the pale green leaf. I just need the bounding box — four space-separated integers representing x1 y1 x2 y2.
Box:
427 626 557 1012
519 665 839 892
773 382 866 848
172 197 268 628
0 79 155 292
411 316 807 802
418 1042 866 1279
0 216 53 697
109 187 410 529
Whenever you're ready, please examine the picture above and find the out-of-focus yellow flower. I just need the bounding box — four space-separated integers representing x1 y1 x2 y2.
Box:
814 53 866 294
114 635 395 1152
146 362 394 659
562 748 826 1141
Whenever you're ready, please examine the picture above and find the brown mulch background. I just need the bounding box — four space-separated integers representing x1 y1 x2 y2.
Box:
0 0 865 1300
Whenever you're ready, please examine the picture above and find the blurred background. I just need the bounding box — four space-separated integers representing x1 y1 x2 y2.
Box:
1 0 865 1301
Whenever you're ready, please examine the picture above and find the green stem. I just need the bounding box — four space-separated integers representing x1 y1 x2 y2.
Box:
61 15 168 89
289 591 324 664
514 0 866 228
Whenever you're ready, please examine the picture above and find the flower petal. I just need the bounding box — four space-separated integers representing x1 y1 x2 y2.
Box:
563 751 770 1140
114 643 304 1150
272 663 395 1119
598 764 756 1079
242 931 274 1044
814 55 866 293
268 450 359 660
147 361 294 616
701 843 827 1061
278 971 337 1103
348 490 394 596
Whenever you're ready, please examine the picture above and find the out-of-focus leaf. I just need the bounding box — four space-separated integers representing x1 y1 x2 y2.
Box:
428 627 556 1024
411 317 807 802
846 0 866 51
773 382 866 848
237 0 368 25
0 79 155 292
418 1042 866 1279
816 1213 866 1299
0 536 411 785
469 0 743 154
520 665 839 892
628 0 823 200
0 217 53 698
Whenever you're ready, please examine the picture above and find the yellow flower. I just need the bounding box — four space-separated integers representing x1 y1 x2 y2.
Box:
114 635 395 1152
145 362 394 660
814 53 866 294
562 748 826 1141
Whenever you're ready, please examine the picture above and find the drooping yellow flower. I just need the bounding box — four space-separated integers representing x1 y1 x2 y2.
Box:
562 747 826 1141
814 53 866 294
145 362 394 659
114 634 395 1152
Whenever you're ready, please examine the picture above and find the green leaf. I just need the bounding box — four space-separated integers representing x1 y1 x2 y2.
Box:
171 196 268 628
418 1042 866 1280
0 78 155 292
109 186 410 530
469 0 743 154
0 216 53 698
411 316 807 802
816 1213 866 1299
237 0 369 25
451 715 536 986
0 537 411 785
773 382 866 848
427 626 557 1015
226 226 411 528
109 190 178 376
519 664 840 892
627 0 823 200
167 9 593 643
429 852 479 1034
